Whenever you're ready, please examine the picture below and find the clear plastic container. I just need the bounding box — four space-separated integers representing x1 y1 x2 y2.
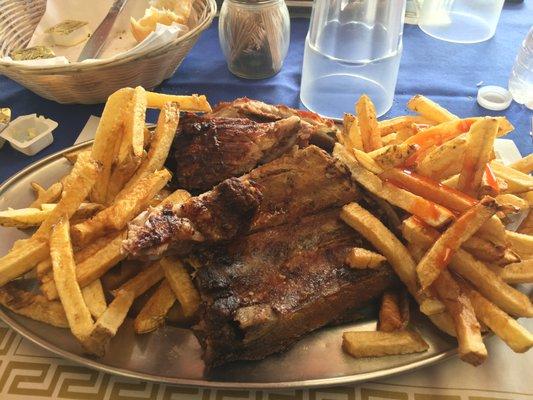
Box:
0 114 57 156
418 0 504 43
299 0 406 119
508 27 533 110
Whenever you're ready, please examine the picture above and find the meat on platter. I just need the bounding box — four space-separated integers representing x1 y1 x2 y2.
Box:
125 137 397 367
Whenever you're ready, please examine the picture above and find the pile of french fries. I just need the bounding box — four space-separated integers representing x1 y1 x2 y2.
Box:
338 95 533 365
0 87 211 356
0 89 531 367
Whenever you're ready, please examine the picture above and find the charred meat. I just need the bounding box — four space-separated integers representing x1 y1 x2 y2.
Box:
169 115 305 192
193 209 397 368
125 146 358 257
210 97 339 150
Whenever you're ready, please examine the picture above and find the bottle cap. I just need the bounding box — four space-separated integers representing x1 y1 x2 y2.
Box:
477 85 512 111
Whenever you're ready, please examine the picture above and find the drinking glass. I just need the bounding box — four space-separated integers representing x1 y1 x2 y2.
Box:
418 0 505 43
300 0 406 119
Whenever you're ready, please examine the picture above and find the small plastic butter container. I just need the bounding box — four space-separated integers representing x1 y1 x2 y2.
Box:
0 114 57 156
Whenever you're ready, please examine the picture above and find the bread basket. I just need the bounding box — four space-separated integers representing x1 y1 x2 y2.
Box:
0 0 217 104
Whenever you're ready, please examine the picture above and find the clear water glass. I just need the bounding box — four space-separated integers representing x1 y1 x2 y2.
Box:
300 0 406 119
418 0 505 44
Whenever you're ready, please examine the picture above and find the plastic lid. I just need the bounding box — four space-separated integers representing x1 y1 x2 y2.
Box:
477 85 512 111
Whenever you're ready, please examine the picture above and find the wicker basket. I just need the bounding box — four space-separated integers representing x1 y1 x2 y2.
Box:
0 0 217 104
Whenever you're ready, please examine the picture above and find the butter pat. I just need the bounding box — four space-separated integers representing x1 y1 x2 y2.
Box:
9 46 55 61
47 20 90 47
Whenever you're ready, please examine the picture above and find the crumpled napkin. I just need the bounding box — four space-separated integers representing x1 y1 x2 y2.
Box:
1 0 189 66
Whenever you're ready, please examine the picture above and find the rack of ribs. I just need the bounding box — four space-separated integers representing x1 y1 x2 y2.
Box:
193 209 396 368
124 145 396 368
126 145 358 257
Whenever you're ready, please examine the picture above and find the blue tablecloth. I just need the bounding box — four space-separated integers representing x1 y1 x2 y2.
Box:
0 3 532 183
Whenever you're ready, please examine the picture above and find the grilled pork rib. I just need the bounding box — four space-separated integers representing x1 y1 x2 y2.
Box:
125 146 358 257
170 115 305 192
210 97 339 151
193 209 396 368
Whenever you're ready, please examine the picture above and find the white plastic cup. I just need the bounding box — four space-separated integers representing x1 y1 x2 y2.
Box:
418 0 505 44
299 0 406 119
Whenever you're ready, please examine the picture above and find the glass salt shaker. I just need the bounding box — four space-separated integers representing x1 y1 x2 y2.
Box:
218 0 290 79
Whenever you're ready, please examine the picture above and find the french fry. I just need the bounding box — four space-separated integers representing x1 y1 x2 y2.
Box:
356 95 381 151
340 202 446 317
347 116 364 150
146 91 212 113
0 207 53 228
90 88 133 204
342 330 429 358
396 124 420 142
335 144 455 228
63 148 90 165
0 239 49 287
416 134 467 180
38 231 122 283
0 284 68 328
433 270 487 366
416 196 498 289
105 87 148 203
50 218 94 342
381 167 476 211
81 279 107 319
382 167 506 245
458 280 533 353
71 169 171 246
495 193 529 214
509 153 533 174
490 162 533 194
405 117 513 152
352 148 384 174
42 231 127 300
119 86 146 164
381 132 398 146
479 164 501 197
368 143 418 170
345 247 386 269
506 231 533 259
339 113 353 145
82 290 134 357
407 95 458 123
134 280 177 334
30 181 63 208
407 242 457 337
34 152 100 240
378 115 433 136
461 235 519 266
378 290 409 332
456 118 499 197
111 261 164 298
500 259 533 283
122 102 179 191
160 257 200 317
402 217 533 317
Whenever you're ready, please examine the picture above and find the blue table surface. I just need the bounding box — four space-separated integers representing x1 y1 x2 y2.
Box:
0 3 532 183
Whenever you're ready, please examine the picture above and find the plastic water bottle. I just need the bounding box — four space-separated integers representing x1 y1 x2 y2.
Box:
508 27 533 110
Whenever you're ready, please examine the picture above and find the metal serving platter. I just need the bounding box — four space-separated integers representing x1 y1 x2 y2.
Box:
0 142 461 389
